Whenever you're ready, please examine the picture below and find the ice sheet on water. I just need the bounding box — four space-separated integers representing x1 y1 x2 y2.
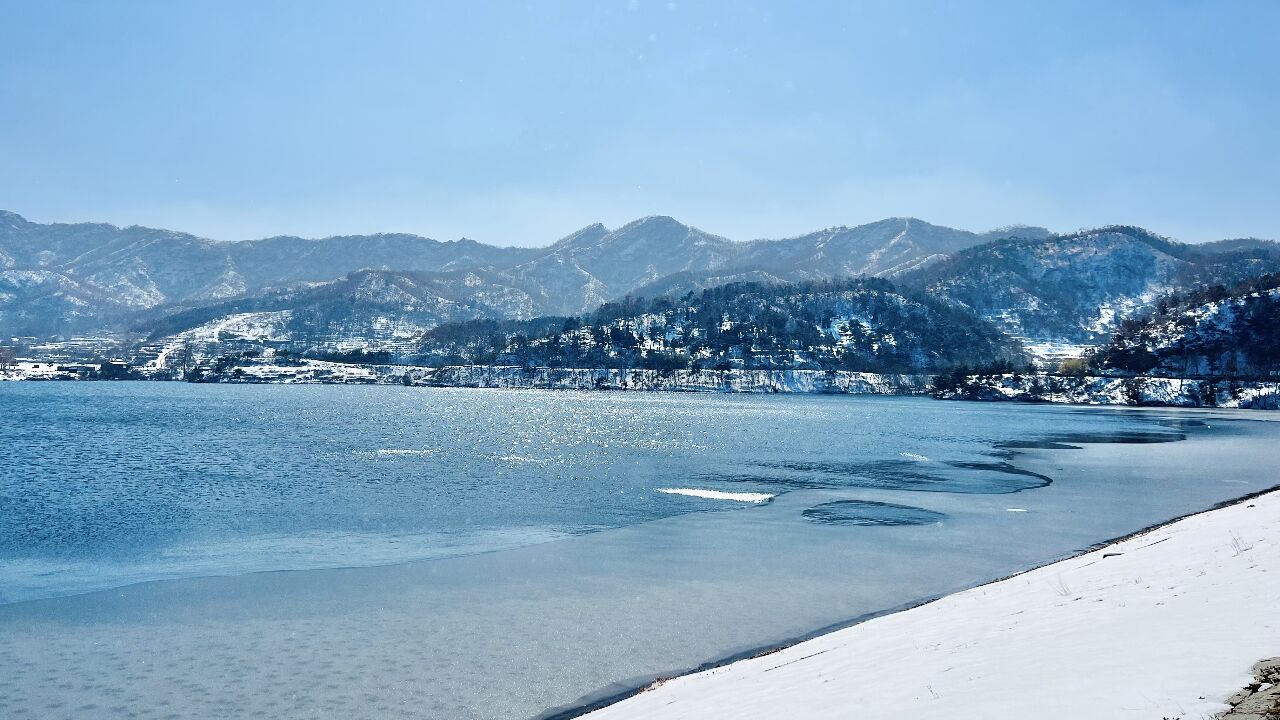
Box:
802 500 946 527
737 458 1053 494
996 430 1184 449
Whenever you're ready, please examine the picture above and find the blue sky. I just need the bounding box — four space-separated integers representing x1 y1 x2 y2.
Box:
2 1 1277 246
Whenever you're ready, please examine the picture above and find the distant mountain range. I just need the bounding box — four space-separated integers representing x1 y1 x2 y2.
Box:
0 210 542 336
0 210 1046 337
3 210 1278 372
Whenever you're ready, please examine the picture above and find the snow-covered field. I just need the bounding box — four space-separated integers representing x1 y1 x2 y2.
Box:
587 488 1280 720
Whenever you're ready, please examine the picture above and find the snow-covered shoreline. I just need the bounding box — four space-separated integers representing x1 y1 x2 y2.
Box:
6 359 1280 410
393 365 934 394
189 362 935 393
581 486 1280 720
938 373 1280 409
2 359 936 394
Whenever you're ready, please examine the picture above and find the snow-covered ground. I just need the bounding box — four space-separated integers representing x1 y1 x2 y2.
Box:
0 360 81 381
587 488 1280 720
208 358 381 383
142 310 294 371
1020 339 1091 369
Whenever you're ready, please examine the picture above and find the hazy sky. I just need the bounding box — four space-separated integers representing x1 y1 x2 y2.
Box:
2 1 1277 246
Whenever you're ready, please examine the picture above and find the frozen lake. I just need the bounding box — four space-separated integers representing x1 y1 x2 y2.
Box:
1 383 1277 718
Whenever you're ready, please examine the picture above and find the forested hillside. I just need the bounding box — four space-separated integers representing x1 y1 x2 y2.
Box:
411 278 1022 373
1098 273 1280 379
901 226 1280 345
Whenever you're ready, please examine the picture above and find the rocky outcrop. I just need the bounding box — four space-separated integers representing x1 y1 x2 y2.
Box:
1219 658 1280 719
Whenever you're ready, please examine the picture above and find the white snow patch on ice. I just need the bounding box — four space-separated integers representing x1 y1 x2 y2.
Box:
656 488 775 503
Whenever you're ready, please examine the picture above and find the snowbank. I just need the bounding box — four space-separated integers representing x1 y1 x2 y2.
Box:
585 488 1280 720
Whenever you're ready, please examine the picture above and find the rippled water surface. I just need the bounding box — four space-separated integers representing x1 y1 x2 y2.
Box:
1 383 1277 719
0 383 1209 601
